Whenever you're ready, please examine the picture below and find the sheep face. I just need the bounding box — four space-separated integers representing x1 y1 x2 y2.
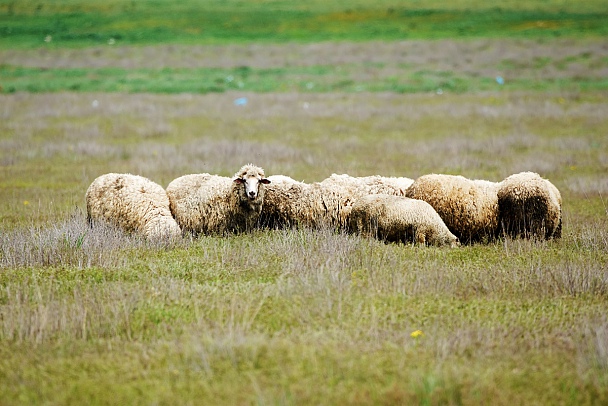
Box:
234 175 271 209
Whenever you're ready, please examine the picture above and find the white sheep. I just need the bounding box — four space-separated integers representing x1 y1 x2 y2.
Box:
85 173 182 242
261 173 415 230
259 176 352 230
321 173 413 197
266 175 304 185
166 163 270 236
317 173 414 228
259 175 308 229
348 194 460 247
497 171 562 239
405 174 500 244
358 175 414 195
261 175 341 229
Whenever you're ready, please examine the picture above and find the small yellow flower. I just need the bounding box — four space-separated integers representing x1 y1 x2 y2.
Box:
23 200 30 205
410 330 424 338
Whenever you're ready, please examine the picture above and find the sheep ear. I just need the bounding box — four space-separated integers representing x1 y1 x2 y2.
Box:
233 178 245 184
261 179 271 184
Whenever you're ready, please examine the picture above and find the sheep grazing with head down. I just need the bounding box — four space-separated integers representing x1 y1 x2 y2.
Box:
85 173 182 242
166 163 270 236
405 174 500 244
497 171 562 240
348 194 460 247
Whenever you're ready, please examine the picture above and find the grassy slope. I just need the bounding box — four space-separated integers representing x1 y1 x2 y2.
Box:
1 1 608 404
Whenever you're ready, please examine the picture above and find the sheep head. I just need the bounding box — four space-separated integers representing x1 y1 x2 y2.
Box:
233 164 271 211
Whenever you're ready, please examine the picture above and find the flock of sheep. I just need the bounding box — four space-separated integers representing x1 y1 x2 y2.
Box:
85 164 562 248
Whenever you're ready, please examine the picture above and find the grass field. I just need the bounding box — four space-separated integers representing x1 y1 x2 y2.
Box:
2 38 608 94
2 0 607 48
1 1 608 405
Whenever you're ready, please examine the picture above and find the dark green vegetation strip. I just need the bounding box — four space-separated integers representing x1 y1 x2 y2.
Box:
1 1 607 48
2 65 608 94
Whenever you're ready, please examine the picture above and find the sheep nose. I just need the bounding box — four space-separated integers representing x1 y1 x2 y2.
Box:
249 191 257 199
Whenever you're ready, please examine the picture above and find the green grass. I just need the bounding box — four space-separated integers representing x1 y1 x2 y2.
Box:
1 0 608 403
1 90 607 404
2 38 608 95
1 0 607 49
2 0 607 96
1 221 607 404
3 64 608 94
1 90 607 225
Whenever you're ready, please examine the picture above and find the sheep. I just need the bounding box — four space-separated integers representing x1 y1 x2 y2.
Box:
260 175 342 229
381 176 415 194
259 175 308 229
265 175 303 185
497 171 562 240
166 163 270 236
321 173 413 197
358 175 414 195
348 194 460 247
85 173 182 242
261 173 415 231
259 176 353 230
405 174 500 244
315 173 413 227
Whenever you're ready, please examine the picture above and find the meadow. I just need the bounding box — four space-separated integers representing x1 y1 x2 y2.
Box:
1 0 608 404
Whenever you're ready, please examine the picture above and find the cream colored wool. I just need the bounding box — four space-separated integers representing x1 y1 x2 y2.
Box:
497 171 562 239
405 174 500 244
260 175 309 228
85 173 181 242
261 173 415 231
265 175 303 185
321 173 414 197
348 194 460 247
357 175 414 195
166 164 270 235
260 177 336 229
260 175 361 230
318 173 414 228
